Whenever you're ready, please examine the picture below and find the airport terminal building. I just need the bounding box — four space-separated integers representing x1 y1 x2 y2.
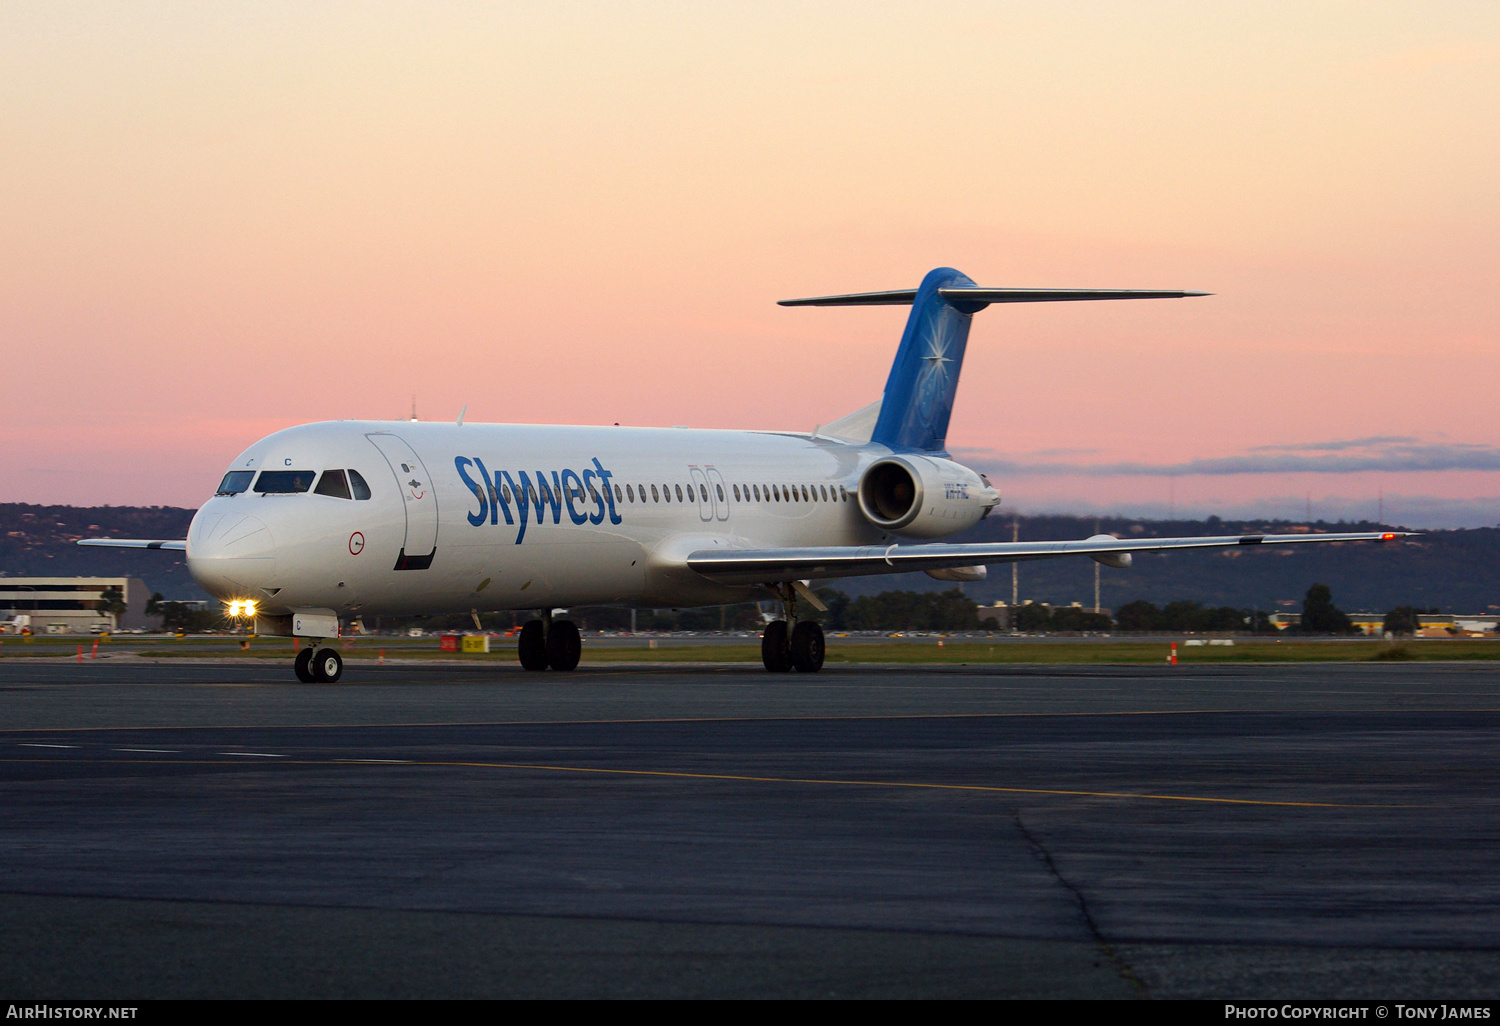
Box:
1272 611 1500 636
0 577 153 633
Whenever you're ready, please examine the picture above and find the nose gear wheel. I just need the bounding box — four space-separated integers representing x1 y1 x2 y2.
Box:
294 647 316 683
313 647 343 683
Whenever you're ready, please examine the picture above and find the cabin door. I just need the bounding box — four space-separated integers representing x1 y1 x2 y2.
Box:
704 466 730 522
688 466 712 522
366 433 439 570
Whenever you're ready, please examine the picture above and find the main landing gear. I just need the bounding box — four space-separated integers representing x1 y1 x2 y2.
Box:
517 614 581 672
761 583 825 673
293 644 343 683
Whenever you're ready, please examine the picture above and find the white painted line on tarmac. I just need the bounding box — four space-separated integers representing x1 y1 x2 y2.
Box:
116 748 177 753
19 743 76 748
338 758 412 763
221 752 284 758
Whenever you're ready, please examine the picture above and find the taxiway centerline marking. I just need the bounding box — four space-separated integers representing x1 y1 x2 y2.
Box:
0 757 1420 808
426 760 1369 807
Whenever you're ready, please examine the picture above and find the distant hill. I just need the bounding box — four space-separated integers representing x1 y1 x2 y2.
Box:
835 514 1500 614
2 504 1494 614
0 504 204 600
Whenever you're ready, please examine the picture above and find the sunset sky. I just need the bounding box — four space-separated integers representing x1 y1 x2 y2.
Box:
3 2 1497 525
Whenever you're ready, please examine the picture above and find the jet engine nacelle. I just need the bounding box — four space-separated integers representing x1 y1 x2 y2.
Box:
1087 534 1133 569
857 455 999 540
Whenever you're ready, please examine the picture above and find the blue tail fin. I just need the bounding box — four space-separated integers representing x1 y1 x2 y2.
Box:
869 267 978 453
778 267 1208 452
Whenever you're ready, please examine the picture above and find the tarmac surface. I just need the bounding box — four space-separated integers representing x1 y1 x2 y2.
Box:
1 658 1499 998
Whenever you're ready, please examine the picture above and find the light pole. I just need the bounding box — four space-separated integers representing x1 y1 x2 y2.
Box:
1011 517 1019 607
1094 517 1102 614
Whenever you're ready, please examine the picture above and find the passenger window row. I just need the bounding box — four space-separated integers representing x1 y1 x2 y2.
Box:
606 480 851 506
731 483 849 504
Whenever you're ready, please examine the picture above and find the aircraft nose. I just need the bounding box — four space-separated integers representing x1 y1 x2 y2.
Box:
187 512 277 599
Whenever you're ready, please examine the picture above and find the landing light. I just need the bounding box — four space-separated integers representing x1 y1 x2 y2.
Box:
227 600 257 618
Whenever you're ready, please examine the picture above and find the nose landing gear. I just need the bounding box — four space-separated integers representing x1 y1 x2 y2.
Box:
313 647 344 682
293 644 343 683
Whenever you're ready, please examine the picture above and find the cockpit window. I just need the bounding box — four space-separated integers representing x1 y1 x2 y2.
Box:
314 469 352 499
348 469 372 500
216 471 255 496
253 470 315 494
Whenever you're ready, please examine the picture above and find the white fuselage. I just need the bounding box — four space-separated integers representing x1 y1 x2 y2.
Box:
187 420 994 618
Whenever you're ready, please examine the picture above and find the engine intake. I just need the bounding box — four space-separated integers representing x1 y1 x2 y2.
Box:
858 458 924 530
856 455 998 540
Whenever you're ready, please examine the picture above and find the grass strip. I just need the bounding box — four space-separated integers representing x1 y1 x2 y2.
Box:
9 638 1496 664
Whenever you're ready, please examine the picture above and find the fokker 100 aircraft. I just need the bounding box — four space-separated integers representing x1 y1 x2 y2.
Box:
82 268 1405 682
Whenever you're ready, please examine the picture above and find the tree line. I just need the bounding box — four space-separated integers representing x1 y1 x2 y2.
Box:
1118 585 1446 637
139 583 1450 637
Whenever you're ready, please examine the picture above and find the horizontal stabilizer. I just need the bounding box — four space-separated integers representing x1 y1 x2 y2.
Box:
687 531 1409 586
785 267 1210 452
77 538 186 551
779 287 1210 307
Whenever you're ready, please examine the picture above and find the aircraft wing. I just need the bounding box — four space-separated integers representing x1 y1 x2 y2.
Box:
686 531 1409 586
76 539 186 551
